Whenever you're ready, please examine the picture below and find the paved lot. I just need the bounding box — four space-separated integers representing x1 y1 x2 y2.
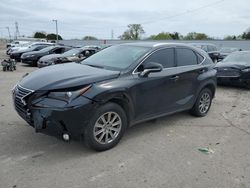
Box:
0 47 250 188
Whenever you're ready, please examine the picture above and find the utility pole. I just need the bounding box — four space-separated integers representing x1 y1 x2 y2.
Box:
15 21 20 40
6 27 11 41
111 29 114 39
52 19 58 43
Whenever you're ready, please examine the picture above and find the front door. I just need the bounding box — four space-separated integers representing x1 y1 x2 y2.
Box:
132 47 178 120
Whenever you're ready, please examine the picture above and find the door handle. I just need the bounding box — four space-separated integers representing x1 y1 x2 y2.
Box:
170 75 179 81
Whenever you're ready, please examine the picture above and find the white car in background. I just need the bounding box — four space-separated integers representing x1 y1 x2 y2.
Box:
6 41 30 48
7 42 53 55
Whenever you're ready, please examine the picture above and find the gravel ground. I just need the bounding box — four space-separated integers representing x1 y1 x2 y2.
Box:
0 42 249 188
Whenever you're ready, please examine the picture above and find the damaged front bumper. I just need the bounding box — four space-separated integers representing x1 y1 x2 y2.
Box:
13 86 98 140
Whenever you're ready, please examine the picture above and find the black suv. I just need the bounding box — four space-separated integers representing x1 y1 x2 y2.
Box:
190 43 220 62
12 43 217 151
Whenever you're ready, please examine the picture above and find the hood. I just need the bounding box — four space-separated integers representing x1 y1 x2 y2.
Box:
39 54 62 61
19 63 120 91
215 61 250 70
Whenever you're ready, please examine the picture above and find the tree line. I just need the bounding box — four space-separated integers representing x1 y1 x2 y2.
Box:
33 31 63 40
33 24 250 40
119 24 250 40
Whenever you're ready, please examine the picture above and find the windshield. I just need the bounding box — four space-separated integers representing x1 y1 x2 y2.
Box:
223 52 250 64
63 48 81 56
81 45 151 70
27 45 38 50
38 46 55 52
220 48 238 53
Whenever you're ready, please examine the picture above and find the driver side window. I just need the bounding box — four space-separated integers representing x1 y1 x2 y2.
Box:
52 48 63 54
143 48 175 69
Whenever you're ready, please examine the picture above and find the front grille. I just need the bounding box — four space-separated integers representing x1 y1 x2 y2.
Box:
13 85 34 123
217 68 241 77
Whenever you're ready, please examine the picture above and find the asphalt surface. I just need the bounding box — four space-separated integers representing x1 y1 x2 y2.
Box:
0 47 250 188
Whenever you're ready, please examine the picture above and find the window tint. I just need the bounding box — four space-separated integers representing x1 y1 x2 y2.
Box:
53 48 64 54
144 48 175 68
36 46 47 50
176 48 198 66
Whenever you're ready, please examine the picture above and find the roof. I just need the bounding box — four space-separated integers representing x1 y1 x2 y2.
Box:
189 43 217 46
120 42 190 48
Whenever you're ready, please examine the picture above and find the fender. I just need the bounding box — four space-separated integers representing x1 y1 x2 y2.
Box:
84 84 135 124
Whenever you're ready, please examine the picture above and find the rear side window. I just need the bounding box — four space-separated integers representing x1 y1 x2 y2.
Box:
176 48 198 66
36 46 47 50
144 48 175 68
197 53 205 63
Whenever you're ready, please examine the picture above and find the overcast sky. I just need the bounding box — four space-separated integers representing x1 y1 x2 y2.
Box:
0 0 250 39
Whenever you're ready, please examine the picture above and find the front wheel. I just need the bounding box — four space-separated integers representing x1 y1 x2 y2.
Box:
84 103 127 151
190 88 213 117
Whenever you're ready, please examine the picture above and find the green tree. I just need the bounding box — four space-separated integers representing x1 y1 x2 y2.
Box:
119 24 145 40
242 32 250 40
169 32 180 40
148 32 172 40
224 35 237 40
184 32 209 40
46 33 63 40
34 31 46 39
83 36 98 40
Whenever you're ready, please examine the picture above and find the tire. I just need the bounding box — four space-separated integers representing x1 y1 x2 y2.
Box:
84 102 127 151
190 88 213 117
3 67 6 71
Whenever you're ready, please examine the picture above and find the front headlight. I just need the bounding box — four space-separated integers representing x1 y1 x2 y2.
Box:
242 68 250 73
47 85 91 102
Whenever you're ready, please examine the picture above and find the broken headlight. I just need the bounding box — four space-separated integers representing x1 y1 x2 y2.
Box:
47 85 91 102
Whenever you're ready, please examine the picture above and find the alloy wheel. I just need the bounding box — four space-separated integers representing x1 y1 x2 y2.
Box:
93 112 122 144
199 92 211 114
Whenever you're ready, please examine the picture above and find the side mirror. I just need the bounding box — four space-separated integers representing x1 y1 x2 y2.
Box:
140 62 163 77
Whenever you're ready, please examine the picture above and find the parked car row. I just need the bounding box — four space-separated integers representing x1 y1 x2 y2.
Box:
7 41 101 67
37 47 100 68
21 45 72 66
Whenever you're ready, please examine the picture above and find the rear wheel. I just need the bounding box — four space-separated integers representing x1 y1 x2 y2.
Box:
190 88 212 117
84 103 127 151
